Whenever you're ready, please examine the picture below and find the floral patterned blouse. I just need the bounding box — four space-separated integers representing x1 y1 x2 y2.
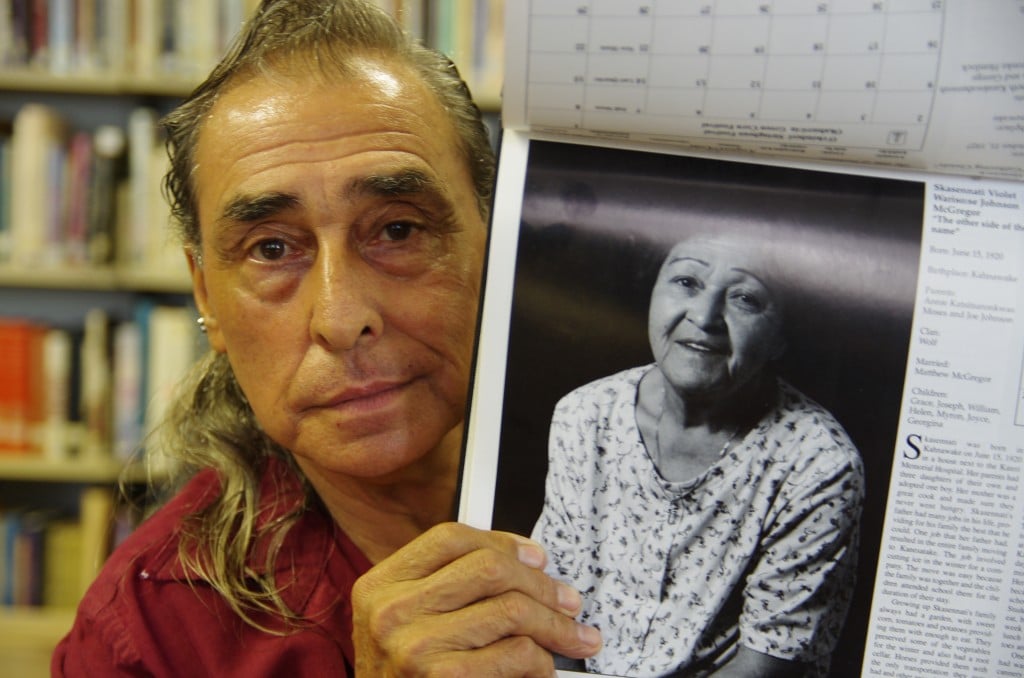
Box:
532 365 864 677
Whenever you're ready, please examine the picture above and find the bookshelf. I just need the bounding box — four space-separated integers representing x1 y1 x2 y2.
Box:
0 606 76 678
0 454 151 484
0 461 152 678
0 72 200 98
0 264 191 293
0 2 504 674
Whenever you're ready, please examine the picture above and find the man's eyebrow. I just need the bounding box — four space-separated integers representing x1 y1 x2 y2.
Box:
347 168 441 200
219 191 301 223
217 169 446 225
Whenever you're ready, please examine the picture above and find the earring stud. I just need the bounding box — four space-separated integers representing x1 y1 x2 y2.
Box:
197 316 208 334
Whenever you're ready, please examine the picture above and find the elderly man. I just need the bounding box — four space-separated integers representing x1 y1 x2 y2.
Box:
53 1 601 675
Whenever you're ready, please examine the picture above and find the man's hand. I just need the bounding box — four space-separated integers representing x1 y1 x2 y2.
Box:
351 522 602 677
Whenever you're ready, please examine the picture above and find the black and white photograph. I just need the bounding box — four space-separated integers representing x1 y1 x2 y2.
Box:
463 138 926 677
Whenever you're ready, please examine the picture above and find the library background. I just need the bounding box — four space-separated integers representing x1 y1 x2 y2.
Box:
0 1 504 675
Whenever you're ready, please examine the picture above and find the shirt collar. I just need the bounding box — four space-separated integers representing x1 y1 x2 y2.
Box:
154 456 338 615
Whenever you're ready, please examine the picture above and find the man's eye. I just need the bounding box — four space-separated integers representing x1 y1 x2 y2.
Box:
254 239 288 260
381 222 416 242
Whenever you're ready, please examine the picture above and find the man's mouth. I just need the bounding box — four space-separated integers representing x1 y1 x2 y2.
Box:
311 379 413 412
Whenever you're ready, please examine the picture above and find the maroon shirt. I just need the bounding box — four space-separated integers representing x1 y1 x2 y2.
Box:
52 458 372 677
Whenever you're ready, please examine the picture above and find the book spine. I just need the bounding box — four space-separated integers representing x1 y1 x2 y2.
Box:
473 0 504 97
42 518 83 607
111 319 142 461
144 139 175 271
78 486 113 588
87 124 126 266
44 135 66 265
157 0 175 74
143 305 197 473
1 511 18 605
10 103 66 268
0 125 11 264
0 0 15 66
64 130 93 265
452 0 475 75
102 0 129 74
0 319 46 454
79 308 111 460
41 328 72 461
8 0 30 67
11 511 46 605
428 0 453 62
126 106 156 267
218 0 245 55
398 0 427 42
29 0 48 68
46 0 72 73
75 0 97 72
132 0 160 78
177 0 218 77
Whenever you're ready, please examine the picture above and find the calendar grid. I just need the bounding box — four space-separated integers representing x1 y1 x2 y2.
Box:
524 1 946 151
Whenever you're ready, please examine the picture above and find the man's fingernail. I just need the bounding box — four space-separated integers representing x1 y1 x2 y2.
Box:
516 542 545 568
577 623 602 649
558 583 582 613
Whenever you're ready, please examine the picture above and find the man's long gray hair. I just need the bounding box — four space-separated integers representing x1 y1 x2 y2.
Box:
153 0 495 631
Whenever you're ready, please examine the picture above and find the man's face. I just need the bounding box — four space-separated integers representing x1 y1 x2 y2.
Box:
648 236 785 402
190 59 487 482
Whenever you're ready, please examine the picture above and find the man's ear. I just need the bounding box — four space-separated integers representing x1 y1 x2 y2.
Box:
187 247 226 353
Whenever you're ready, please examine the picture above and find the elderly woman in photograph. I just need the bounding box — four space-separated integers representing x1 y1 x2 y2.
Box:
533 234 864 677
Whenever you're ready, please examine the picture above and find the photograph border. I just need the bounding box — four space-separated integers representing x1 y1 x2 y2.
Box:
461 131 926 677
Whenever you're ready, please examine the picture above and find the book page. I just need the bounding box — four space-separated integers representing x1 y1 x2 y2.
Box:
861 179 1024 677
503 0 1024 181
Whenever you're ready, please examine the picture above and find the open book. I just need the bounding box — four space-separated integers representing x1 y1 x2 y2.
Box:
458 2 1023 677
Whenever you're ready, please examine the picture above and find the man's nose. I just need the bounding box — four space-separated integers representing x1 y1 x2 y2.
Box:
306 250 384 351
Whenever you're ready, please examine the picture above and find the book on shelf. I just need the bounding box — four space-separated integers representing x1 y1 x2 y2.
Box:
40 327 71 461
0 486 115 610
8 102 66 267
0 319 74 457
76 484 113 588
125 106 166 270
41 516 83 608
420 0 504 101
141 304 203 474
0 508 48 606
0 101 188 276
0 0 258 81
111 318 142 462
79 308 111 460
458 3 1024 678
0 0 503 103
87 123 127 266
0 301 203 463
0 119 11 260
0 318 46 454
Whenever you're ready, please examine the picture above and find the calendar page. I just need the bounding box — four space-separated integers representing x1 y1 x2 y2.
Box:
501 0 1024 181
